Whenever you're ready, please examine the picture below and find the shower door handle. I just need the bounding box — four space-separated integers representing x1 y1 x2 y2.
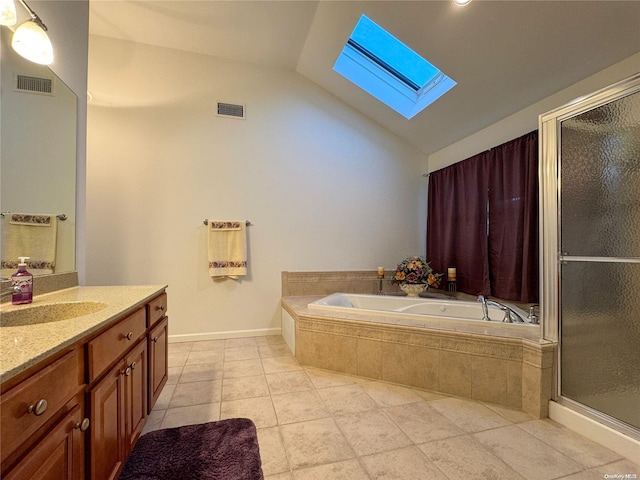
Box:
559 255 640 264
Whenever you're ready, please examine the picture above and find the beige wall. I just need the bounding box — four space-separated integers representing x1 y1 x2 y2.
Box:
427 52 640 172
86 35 427 339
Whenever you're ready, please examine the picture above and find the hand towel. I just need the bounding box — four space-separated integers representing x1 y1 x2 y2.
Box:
1 214 58 276
208 221 247 279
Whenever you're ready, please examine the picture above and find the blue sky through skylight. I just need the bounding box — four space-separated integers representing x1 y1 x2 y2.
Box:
333 14 456 119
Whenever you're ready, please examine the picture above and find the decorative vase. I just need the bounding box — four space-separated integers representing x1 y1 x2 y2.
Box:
400 283 427 297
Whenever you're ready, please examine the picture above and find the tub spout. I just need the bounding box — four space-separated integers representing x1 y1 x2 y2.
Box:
477 295 490 321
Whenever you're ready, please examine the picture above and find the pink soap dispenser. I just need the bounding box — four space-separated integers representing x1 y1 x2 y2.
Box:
11 256 33 305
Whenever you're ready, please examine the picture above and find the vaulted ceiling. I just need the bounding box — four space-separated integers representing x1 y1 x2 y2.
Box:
89 1 640 156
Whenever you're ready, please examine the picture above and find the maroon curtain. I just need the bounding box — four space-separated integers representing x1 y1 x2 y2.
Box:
427 151 491 295
488 131 538 302
426 130 539 302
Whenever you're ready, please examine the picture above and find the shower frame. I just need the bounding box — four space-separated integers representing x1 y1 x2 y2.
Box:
539 72 640 441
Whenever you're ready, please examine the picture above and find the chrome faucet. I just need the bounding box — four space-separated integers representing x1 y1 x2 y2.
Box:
477 295 490 321
477 295 525 323
0 278 21 301
486 299 525 323
528 305 539 324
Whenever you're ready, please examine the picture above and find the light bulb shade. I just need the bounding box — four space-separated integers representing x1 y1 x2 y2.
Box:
0 0 16 25
11 20 54 65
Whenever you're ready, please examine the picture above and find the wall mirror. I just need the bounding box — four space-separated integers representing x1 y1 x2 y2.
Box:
0 28 77 277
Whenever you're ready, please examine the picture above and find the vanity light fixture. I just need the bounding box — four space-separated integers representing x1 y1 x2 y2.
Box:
0 0 17 25
11 0 53 65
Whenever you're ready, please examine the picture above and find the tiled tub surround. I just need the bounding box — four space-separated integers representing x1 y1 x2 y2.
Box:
282 296 556 418
0 283 167 383
282 271 402 296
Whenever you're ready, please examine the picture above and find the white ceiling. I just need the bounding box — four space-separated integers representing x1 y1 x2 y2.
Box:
89 1 640 156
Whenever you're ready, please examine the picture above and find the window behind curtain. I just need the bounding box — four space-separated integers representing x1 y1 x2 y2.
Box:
426 130 539 303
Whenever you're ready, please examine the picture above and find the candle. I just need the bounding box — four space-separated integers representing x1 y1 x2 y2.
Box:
377 266 384 279
447 267 457 281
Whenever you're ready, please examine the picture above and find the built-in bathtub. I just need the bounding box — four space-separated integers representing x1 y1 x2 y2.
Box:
308 292 537 332
281 293 555 418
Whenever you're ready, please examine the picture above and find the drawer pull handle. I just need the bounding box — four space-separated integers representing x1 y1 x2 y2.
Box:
75 418 90 432
28 399 48 416
152 336 159 343
156 305 165 312
130 361 137 371
124 366 132 377
124 332 134 341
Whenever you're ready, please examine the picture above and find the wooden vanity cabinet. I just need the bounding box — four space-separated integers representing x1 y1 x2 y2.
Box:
1 290 167 480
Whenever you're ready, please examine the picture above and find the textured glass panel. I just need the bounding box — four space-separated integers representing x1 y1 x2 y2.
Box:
561 261 640 429
560 90 640 257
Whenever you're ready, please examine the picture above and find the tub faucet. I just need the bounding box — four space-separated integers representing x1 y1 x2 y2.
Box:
477 295 490 321
486 300 525 323
528 305 539 324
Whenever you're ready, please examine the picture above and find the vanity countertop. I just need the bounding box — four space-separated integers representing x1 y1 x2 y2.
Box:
0 285 167 384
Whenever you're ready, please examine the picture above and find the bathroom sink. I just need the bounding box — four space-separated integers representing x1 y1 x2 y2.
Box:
0 302 108 327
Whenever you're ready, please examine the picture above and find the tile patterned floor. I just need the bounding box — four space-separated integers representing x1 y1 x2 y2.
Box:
142 335 640 480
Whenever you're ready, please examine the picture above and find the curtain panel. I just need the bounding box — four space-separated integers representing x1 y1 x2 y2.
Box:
426 130 539 303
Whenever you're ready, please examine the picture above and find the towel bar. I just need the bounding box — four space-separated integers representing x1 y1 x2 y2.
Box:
203 219 251 226
1 212 67 221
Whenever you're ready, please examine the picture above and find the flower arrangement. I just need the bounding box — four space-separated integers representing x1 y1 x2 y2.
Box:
391 255 442 288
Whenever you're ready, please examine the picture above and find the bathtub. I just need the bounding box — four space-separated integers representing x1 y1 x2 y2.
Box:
307 292 538 332
283 292 552 417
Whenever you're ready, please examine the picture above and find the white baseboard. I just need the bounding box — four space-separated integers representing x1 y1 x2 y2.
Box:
169 327 281 343
548 401 640 464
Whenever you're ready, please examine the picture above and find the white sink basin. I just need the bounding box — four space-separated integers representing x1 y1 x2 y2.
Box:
0 302 108 327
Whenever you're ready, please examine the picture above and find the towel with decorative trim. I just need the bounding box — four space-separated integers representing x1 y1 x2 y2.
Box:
208 221 247 279
1 214 58 276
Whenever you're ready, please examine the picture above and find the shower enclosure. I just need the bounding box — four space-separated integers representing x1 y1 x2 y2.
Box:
540 73 640 440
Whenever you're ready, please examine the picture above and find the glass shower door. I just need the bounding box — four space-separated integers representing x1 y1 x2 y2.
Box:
559 89 640 434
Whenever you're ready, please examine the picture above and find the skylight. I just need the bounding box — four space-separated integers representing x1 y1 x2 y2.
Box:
333 15 456 120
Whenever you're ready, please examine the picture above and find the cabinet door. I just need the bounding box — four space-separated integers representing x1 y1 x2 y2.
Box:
4 404 85 480
125 339 147 453
148 316 168 412
89 361 126 480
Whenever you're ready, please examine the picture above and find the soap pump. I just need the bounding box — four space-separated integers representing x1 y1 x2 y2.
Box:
11 256 33 305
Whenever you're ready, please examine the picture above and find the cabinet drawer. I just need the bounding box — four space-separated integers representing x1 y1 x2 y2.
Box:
0 351 80 464
87 308 146 383
147 293 167 328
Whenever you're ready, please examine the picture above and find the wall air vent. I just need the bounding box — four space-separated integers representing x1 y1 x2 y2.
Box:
216 102 245 119
15 74 54 96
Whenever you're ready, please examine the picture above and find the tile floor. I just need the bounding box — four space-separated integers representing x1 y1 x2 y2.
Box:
143 335 640 480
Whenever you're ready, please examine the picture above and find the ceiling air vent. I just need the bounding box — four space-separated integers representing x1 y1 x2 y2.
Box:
15 74 54 96
216 102 245 119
